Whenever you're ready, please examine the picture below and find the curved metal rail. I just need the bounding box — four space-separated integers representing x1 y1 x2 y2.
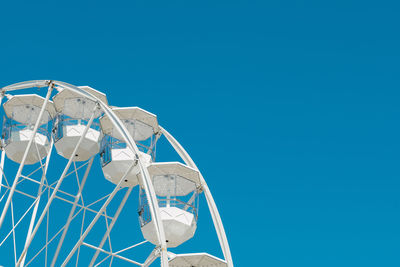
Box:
0 80 233 267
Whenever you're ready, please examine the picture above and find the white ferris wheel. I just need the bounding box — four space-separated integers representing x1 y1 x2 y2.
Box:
0 80 233 267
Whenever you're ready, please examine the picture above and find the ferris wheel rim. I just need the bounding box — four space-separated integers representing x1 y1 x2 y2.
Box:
1 80 169 266
0 80 233 267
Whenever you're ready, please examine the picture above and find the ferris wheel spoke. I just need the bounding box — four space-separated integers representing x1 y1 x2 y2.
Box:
103 211 113 253
160 126 233 267
0 196 40 247
115 240 148 256
24 206 85 266
0 185 52 266
50 157 94 267
16 108 98 266
1 183 44 200
92 240 150 266
0 159 10 204
83 242 142 266
143 247 159 267
88 186 133 267
50 183 83 201
11 201 17 265
0 80 234 267
54 196 113 219
61 163 135 267
19 175 42 186
72 161 85 206
33 140 47 174
86 192 113 209
94 253 112 266
45 182 50 267
0 149 6 195
0 187 10 204
75 209 86 267
63 159 92 181
0 85 53 230
20 141 54 267
22 165 44 181
109 255 114 267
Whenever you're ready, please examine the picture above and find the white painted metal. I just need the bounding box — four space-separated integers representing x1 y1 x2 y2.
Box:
0 148 5 196
0 85 54 230
0 90 5 195
160 126 234 267
53 86 105 161
60 163 133 266
2 94 55 164
143 248 159 267
51 81 169 266
88 186 133 266
19 139 53 267
140 162 200 248
1 80 50 92
50 157 94 267
0 80 233 267
82 242 142 266
100 106 157 187
16 106 98 266
0 94 4 197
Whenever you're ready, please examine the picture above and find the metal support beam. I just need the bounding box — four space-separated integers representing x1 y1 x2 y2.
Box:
88 186 133 267
0 84 54 229
0 92 5 195
143 248 159 267
60 164 134 266
16 106 98 266
0 145 6 197
52 80 169 266
160 126 234 267
2 80 169 267
50 157 94 267
20 140 54 267
82 242 142 266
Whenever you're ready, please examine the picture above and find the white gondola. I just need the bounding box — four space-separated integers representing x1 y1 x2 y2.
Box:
1 94 56 164
99 107 159 187
52 86 107 161
0 80 234 267
139 162 201 248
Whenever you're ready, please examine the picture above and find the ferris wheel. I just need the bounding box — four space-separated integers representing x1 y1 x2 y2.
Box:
0 80 233 267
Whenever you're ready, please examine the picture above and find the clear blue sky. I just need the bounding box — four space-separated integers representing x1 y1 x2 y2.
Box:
1 1 400 266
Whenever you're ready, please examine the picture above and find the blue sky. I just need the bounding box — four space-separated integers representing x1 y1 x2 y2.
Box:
1 0 400 266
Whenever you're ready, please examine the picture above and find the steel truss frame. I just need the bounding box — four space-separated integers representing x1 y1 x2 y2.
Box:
0 80 233 267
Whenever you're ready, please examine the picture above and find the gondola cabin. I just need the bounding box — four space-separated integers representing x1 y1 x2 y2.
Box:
52 86 107 161
1 94 56 164
99 107 159 187
139 162 201 248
